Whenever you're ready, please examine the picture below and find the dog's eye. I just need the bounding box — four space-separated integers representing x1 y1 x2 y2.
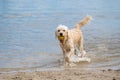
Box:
63 30 65 32
58 30 60 32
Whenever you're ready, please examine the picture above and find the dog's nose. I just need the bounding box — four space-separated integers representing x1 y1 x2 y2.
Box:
60 33 63 36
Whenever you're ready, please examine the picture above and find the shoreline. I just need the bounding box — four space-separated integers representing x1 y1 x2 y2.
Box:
0 68 120 80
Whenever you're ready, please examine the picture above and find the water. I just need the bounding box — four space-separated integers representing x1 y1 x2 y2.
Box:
0 0 120 72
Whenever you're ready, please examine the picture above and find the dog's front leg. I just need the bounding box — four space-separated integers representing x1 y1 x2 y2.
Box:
65 45 76 66
60 44 66 64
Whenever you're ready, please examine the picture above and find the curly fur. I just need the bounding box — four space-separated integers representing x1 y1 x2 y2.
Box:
55 15 92 66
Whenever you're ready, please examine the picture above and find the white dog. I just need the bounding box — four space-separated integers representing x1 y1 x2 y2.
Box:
55 16 92 66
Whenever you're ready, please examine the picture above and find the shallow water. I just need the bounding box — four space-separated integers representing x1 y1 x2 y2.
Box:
0 0 120 72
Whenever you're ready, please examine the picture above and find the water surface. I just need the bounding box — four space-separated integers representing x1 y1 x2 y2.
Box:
0 0 120 72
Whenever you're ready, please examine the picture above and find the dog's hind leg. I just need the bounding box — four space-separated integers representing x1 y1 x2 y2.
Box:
79 36 86 57
75 46 81 57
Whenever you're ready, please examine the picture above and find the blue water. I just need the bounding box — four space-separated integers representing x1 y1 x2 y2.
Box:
0 0 120 71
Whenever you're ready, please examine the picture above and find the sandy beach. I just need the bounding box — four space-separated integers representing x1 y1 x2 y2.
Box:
0 69 120 80
0 0 120 80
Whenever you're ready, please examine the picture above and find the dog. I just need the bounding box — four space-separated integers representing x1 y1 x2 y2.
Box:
55 15 92 66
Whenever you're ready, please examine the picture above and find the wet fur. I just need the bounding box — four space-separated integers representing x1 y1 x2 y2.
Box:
55 16 92 65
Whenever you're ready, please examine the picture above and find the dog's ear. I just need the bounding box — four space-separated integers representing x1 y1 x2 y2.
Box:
67 31 69 40
65 31 69 41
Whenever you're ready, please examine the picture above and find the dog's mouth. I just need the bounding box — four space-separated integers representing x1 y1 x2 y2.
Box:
58 36 64 42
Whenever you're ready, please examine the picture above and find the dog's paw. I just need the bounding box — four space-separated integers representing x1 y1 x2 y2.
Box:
81 50 86 57
77 52 81 57
77 50 86 57
83 50 86 56
70 55 81 62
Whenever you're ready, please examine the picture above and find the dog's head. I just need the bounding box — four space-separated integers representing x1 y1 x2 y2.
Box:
55 25 68 43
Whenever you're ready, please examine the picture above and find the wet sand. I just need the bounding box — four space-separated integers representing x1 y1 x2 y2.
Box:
0 69 120 80
0 0 120 80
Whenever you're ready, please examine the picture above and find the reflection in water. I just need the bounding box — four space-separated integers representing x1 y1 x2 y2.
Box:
0 0 120 72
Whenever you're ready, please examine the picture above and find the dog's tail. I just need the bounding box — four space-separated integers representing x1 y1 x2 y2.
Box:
74 15 92 29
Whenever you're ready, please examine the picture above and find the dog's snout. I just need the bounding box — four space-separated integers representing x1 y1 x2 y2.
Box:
60 33 63 36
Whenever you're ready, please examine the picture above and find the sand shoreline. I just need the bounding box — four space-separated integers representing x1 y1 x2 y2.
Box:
0 68 120 80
